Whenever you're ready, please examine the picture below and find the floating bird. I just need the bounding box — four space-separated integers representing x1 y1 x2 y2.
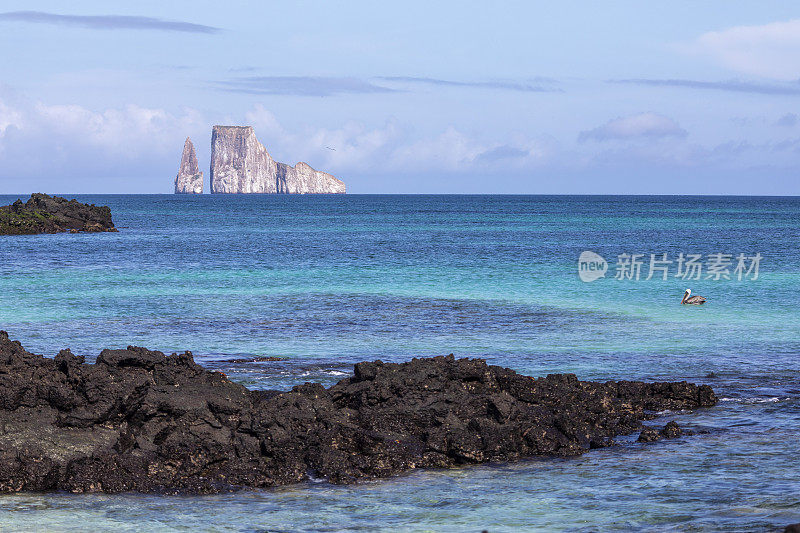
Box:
681 288 706 305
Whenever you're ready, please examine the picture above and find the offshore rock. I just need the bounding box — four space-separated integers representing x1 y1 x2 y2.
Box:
174 137 204 194
210 125 345 194
637 420 691 442
275 161 345 194
210 126 276 193
0 333 716 494
0 194 117 235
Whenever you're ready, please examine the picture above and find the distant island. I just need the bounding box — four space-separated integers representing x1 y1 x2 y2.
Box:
0 194 117 235
174 126 345 194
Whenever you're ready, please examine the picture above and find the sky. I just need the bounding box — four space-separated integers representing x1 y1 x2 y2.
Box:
1 1 799 194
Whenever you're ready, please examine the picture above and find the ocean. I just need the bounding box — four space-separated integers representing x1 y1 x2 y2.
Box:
0 194 798 531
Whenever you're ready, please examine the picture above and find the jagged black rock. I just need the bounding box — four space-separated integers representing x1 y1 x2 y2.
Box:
0 332 716 493
0 194 117 235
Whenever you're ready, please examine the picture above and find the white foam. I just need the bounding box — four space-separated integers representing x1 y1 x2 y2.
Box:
719 397 785 404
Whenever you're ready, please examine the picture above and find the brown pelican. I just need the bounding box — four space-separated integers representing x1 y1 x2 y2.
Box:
681 288 706 305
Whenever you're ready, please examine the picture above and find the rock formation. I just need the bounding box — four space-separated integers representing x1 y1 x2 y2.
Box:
0 194 117 235
276 161 346 194
637 420 691 442
174 137 203 194
0 332 716 494
210 126 345 194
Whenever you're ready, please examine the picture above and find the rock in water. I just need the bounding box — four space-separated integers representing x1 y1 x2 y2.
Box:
0 194 117 235
209 126 276 193
637 420 691 442
276 161 345 194
0 333 717 494
210 125 345 194
174 137 204 194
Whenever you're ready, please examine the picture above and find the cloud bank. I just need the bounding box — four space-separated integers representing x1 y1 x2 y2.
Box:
0 11 220 34
0 95 205 191
0 98 552 191
776 113 798 127
687 19 800 80
579 113 687 142
244 105 550 173
614 78 800 96
0 96 797 194
216 77 396 97
215 75 563 96
378 76 561 93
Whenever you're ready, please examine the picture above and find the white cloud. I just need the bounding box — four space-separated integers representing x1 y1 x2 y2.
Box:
31 103 203 157
245 104 405 171
390 129 550 172
688 19 800 80
0 100 23 135
578 113 687 142
0 95 206 189
390 127 482 171
245 104 551 174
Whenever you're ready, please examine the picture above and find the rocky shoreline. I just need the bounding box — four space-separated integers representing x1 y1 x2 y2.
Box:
0 332 717 494
0 194 117 235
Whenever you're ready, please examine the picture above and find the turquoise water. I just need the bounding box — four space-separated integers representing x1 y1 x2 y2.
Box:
0 194 798 531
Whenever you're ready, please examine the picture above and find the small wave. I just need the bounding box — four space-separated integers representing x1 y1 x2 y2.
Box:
719 397 787 403
295 369 350 377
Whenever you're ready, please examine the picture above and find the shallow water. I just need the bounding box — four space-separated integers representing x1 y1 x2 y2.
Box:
0 194 798 531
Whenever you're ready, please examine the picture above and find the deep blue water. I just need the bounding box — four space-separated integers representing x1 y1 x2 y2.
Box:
0 194 798 531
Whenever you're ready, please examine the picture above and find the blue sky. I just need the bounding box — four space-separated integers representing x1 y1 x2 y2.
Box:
1 1 799 193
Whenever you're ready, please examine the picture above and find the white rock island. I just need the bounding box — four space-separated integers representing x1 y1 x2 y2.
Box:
209 126 345 194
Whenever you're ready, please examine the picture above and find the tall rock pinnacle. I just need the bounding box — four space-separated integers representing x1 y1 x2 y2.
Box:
210 126 345 194
174 137 204 194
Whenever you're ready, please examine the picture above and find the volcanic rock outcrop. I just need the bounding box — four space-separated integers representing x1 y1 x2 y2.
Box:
174 137 204 194
0 194 117 235
210 125 345 194
0 332 716 494
637 420 690 442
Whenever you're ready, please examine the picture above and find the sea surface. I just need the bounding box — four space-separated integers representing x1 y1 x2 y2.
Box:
0 194 798 532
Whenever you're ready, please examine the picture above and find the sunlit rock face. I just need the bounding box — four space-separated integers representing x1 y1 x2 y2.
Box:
174 137 204 194
276 161 346 194
210 126 345 194
209 126 276 193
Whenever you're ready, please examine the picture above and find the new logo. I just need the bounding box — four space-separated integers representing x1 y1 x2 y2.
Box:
578 251 607 282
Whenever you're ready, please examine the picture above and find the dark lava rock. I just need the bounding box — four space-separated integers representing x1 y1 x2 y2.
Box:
637 420 693 442
0 193 117 235
785 524 800 533
0 332 717 494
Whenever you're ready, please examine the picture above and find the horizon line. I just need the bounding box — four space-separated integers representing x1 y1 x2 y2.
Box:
1 192 798 198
